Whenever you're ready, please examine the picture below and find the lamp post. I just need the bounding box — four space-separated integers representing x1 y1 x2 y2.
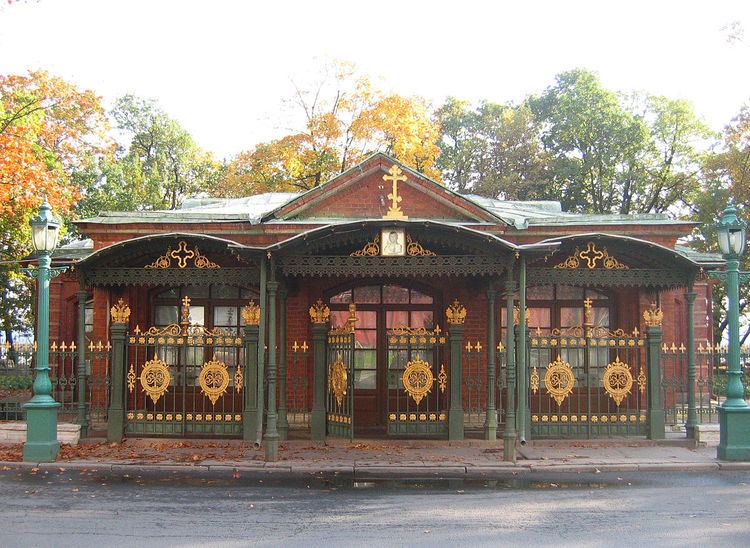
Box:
22 200 66 462
710 205 750 461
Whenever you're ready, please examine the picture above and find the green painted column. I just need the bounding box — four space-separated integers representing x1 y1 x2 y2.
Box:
646 317 665 440
311 322 328 441
448 317 465 441
516 255 528 444
107 319 128 443
241 321 259 443
685 287 697 439
484 285 497 441
76 288 89 438
255 259 267 444
278 288 289 440
264 279 279 461
503 269 517 463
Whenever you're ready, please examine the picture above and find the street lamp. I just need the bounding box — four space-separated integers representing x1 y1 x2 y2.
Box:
711 205 750 461
22 200 66 462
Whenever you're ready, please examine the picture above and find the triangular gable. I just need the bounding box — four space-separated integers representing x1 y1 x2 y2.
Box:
262 153 505 224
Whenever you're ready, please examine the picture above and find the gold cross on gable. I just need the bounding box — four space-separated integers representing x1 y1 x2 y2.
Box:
579 243 605 269
170 241 196 268
383 165 408 220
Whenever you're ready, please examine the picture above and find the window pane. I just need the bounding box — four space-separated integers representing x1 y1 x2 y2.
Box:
556 285 584 300
560 307 583 328
213 306 238 327
212 285 239 299
84 305 94 333
240 287 255 299
355 310 376 329
410 311 434 329
383 285 409 304
156 287 180 299
330 310 349 328
353 286 381 304
585 288 609 300
355 350 376 369
186 286 209 299
156 306 178 326
527 286 554 300
188 306 204 326
386 311 409 329
410 289 433 304
354 369 376 389
355 330 377 349
528 308 551 329
592 307 610 328
330 290 352 304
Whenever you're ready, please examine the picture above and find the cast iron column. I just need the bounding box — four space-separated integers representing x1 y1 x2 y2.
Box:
516 255 528 444
310 322 328 441
241 320 259 443
278 288 289 440
264 279 279 461
255 259 267 445
685 287 698 439
645 311 665 440
503 270 517 462
107 315 128 443
76 288 89 438
484 285 497 441
448 310 465 441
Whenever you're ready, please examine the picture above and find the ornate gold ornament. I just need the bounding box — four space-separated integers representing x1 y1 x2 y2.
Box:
405 234 436 256
438 364 447 393
351 234 381 256
199 358 230 405
553 242 628 270
544 356 576 406
446 299 467 325
234 364 244 393
127 364 136 393
110 298 131 324
139 357 171 405
145 240 220 269
637 366 647 394
643 303 663 327
328 353 348 407
513 306 531 326
309 299 331 324
382 165 408 220
350 232 436 257
603 355 633 406
530 366 540 394
241 300 261 326
402 355 434 405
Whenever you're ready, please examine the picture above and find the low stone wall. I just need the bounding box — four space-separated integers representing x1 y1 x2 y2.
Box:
0 422 81 445
694 423 720 445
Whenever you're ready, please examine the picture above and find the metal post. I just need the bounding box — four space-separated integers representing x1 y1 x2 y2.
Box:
311 323 327 441
264 277 279 461
504 269 517 463
646 319 665 440
255 258 267 445
76 288 89 438
516 255 528 444
107 320 127 443
685 286 697 439
448 323 465 441
484 284 497 441
278 287 289 440
241 324 259 443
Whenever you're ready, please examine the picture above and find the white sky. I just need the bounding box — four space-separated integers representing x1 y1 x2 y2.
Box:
1 0 749 160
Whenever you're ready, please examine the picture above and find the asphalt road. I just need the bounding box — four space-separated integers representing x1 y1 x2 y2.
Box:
1 468 749 547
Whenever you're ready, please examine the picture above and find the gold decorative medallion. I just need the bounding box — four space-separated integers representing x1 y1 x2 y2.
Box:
544 356 575 406
402 355 434 405
139 357 171 404
241 300 261 326
199 358 230 405
553 242 628 270
110 298 130 324
127 364 136 393
145 240 220 269
438 364 447 393
603 355 633 406
309 299 331 324
637 366 647 394
234 364 244 393
530 366 540 394
382 165 408 220
446 299 467 325
328 353 348 407
643 303 663 327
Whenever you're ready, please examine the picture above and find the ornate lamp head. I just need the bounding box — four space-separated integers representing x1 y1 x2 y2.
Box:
29 200 61 253
716 205 747 258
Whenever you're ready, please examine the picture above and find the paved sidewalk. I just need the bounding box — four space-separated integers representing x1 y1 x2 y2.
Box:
1 435 747 480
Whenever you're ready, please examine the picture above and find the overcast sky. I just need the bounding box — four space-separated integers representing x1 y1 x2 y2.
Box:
1 0 749 159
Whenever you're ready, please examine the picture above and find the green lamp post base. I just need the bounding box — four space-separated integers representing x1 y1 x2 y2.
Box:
23 401 61 462
717 406 750 461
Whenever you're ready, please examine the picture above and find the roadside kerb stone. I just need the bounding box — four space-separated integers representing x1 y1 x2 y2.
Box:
354 465 467 479
635 462 720 472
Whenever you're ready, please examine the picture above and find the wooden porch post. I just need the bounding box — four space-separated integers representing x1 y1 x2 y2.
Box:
504 267 517 462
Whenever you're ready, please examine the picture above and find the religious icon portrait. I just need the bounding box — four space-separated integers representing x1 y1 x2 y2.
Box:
381 228 405 256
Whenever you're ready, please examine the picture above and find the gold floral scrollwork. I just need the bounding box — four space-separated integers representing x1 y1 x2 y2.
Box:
446 299 467 325
241 300 261 326
553 242 628 270
438 364 447 393
637 366 647 394
603 355 633 406
402 355 434 405
405 234 436 256
309 299 331 324
110 298 130 324
351 234 380 256
139 357 171 404
145 240 219 269
234 364 244 393
544 356 575 406
199 358 230 406
643 303 663 327
530 366 540 394
127 364 136 393
329 353 348 407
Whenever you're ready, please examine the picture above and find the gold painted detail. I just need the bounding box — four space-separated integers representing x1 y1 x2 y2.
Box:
543 356 575 406
133 323 240 345
603 356 633 406
199 359 230 405
446 299 467 325
405 234 436 256
145 240 220 269
328 353 348 407
643 303 663 327
438 364 447 393
553 242 629 270
127 364 136 393
139 357 171 404
530 366 540 394
383 165 408 220
402 355 434 405
637 366 647 394
513 306 530 326
309 299 331 324
351 234 381 256
350 233 436 257
234 364 244 393
110 298 130 324
241 300 261 326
